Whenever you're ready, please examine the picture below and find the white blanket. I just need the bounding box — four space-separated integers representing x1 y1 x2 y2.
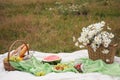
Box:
0 50 120 80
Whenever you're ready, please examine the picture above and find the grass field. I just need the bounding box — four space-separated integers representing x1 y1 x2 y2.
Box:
0 0 120 56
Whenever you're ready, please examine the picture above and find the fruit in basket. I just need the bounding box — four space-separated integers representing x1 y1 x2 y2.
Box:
42 55 61 65
9 56 23 62
4 56 23 62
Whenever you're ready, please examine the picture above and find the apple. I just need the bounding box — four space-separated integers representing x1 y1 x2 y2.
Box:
74 63 82 72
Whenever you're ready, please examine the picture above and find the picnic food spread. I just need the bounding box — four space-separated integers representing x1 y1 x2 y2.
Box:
3 40 120 77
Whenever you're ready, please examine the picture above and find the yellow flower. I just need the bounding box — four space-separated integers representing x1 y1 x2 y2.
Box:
35 71 46 76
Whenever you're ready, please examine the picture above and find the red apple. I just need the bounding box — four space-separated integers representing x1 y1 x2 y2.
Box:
74 63 82 72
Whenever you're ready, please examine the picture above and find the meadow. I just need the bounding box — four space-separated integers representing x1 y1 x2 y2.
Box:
0 0 120 56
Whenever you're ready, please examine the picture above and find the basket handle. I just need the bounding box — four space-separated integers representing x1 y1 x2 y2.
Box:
7 40 29 62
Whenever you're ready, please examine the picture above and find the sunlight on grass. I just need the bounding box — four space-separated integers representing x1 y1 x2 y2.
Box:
0 0 119 56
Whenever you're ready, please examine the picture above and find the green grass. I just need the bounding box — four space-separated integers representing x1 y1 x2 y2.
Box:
0 0 120 56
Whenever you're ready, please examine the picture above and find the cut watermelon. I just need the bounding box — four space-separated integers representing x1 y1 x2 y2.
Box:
42 55 61 65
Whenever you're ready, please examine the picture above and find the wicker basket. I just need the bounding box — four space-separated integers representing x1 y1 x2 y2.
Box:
3 40 29 71
87 44 117 64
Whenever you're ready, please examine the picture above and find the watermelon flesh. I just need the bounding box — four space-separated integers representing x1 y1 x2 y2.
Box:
42 55 61 65
43 55 61 61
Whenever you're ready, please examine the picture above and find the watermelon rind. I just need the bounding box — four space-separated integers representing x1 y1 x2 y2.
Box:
42 59 61 65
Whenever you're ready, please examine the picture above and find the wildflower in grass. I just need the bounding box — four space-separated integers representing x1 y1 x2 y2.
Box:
72 36 76 42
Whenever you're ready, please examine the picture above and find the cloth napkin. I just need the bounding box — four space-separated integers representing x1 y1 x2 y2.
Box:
78 58 120 76
10 56 77 76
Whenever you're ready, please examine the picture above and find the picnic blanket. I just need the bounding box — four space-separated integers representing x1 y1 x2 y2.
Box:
0 50 120 80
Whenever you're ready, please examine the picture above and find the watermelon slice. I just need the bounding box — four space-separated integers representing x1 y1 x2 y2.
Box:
42 55 61 65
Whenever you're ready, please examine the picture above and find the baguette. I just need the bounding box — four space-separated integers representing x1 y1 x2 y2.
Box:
19 44 29 58
11 44 25 56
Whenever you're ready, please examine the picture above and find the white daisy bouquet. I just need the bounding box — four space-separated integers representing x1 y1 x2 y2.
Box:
74 21 114 54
